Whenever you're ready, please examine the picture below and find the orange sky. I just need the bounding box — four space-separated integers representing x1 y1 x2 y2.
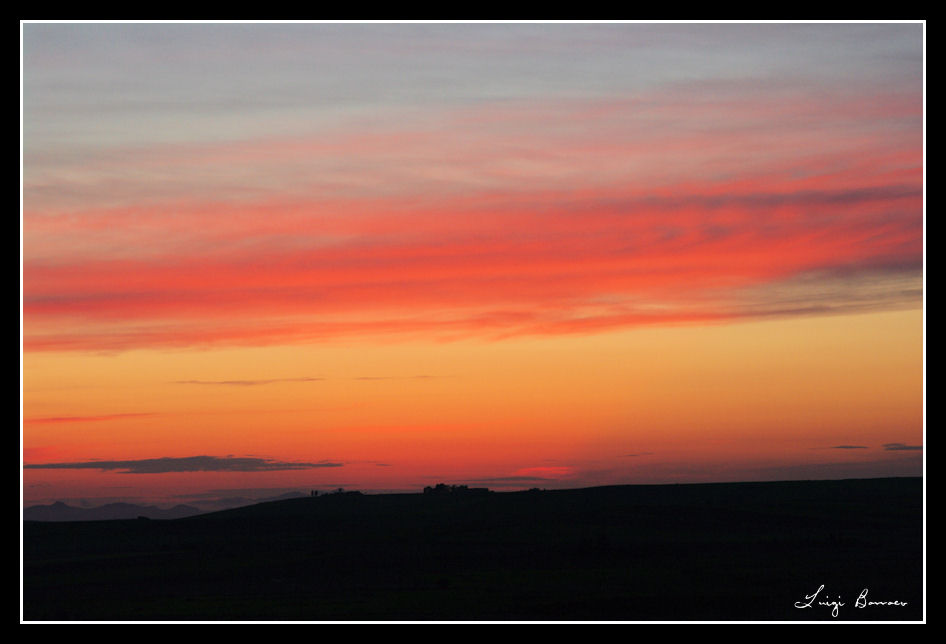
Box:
23 308 923 504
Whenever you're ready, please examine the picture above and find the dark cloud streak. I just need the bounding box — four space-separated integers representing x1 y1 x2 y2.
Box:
883 443 922 451
25 455 344 474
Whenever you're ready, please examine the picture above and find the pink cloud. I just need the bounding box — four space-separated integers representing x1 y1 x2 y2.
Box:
23 86 922 352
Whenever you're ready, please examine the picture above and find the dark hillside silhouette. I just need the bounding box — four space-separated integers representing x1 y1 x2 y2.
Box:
23 478 923 621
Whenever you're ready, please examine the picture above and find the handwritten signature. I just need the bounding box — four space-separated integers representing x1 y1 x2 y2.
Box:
794 585 908 617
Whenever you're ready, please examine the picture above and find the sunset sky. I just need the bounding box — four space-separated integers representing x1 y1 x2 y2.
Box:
21 22 924 508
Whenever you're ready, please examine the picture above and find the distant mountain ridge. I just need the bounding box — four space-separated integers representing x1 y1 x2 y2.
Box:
24 501 204 522
24 490 310 522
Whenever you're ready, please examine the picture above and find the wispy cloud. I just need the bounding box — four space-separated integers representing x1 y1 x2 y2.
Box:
24 455 344 474
883 443 922 451
23 412 156 424
352 375 440 381
173 377 324 386
463 476 558 483
451 466 578 487
831 445 869 449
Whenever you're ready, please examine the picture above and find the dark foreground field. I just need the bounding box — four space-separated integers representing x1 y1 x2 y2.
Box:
23 478 923 621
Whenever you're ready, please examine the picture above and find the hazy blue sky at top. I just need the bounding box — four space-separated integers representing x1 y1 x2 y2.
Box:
23 22 922 150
